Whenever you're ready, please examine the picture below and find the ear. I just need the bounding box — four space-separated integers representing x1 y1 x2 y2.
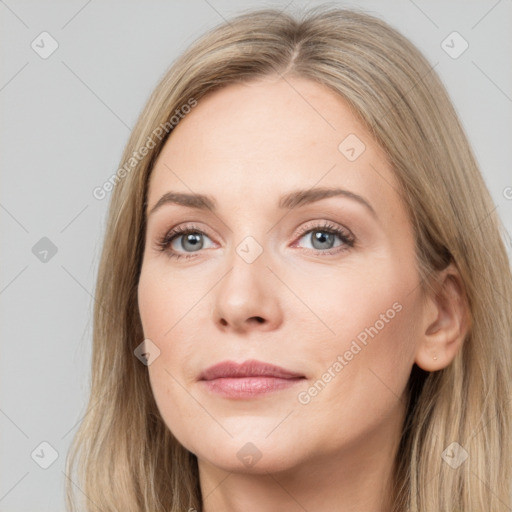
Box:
414 262 471 372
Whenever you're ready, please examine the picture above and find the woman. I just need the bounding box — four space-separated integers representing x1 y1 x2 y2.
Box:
66 6 512 511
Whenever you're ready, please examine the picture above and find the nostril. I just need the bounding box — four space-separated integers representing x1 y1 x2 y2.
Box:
218 316 265 327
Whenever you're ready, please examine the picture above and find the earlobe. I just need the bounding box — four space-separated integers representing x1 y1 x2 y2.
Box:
414 263 470 372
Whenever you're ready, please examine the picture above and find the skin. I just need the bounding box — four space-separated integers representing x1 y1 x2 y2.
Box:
137 75 468 511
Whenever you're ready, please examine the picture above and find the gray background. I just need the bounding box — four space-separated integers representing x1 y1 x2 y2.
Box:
1 0 511 510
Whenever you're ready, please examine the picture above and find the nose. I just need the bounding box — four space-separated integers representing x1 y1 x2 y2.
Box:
212 249 284 334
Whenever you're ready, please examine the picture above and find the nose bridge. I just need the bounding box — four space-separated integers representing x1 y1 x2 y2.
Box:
223 231 270 298
212 228 283 331
224 206 272 270
235 233 266 266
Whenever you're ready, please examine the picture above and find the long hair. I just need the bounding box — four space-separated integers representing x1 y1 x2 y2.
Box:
65 6 512 511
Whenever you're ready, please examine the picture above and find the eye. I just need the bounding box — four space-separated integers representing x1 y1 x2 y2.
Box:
155 223 215 260
292 221 355 256
154 220 355 260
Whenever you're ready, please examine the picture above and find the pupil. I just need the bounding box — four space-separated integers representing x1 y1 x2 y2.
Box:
183 233 202 251
313 231 333 249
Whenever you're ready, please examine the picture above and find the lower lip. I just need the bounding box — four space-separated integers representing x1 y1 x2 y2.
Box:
201 376 304 399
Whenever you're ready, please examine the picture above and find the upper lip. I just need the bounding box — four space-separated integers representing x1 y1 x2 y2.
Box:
199 359 304 381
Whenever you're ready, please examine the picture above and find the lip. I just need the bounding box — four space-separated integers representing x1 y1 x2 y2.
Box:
199 359 305 399
199 359 304 380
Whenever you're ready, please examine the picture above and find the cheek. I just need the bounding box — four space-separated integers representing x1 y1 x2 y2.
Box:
301 250 417 341
138 265 209 446
147 363 206 456
138 266 167 339
290 271 421 455
298 251 421 395
137 262 201 339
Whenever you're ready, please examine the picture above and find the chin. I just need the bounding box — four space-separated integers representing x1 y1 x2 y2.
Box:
187 434 305 475
200 449 301 476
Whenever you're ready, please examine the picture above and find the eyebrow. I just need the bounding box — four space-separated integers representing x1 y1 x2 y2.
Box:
147 187 377 219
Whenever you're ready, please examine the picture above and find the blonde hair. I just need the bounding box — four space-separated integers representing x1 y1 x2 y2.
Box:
65 6 512 511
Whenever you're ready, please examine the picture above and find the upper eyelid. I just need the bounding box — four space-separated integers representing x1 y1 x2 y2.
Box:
166 220 347 235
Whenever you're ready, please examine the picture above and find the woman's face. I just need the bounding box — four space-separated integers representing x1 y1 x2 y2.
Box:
138 76 427 474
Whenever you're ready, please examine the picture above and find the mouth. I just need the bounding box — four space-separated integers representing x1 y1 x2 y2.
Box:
198 359 306 399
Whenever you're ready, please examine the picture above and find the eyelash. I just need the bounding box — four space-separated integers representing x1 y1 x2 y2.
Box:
154 221 355 260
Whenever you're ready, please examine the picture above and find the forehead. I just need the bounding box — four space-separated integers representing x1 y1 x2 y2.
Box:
147 77 401 220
